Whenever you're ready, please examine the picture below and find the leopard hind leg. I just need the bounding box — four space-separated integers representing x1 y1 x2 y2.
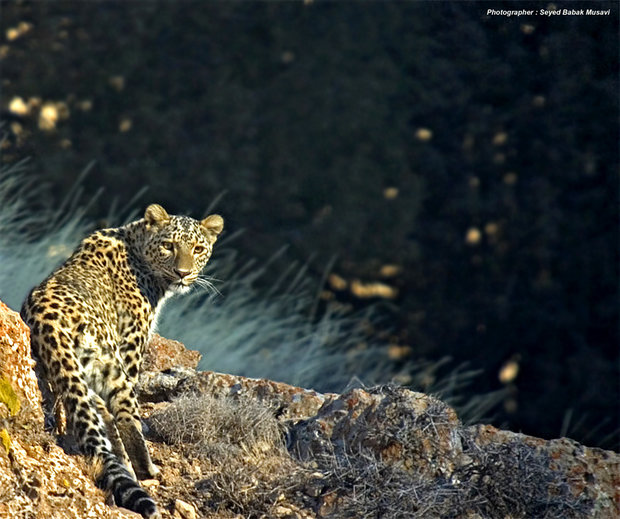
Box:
92 391 136 479
49 347 157 517
101 366 159 479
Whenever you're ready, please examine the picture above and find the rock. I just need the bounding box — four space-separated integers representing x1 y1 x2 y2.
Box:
288 385 463 478
138 367 197 403
0 432 140 518
139 367 331 421
0 298 618 519
142 334 201 372
0 301 42 422
173 498 196 519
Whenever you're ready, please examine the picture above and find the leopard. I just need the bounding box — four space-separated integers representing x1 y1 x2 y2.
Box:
20 204 224 518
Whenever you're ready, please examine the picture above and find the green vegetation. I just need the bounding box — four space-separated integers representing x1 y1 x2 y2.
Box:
1 1 617 448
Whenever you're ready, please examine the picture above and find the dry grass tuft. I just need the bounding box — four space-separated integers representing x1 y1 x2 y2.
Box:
148 394 313 517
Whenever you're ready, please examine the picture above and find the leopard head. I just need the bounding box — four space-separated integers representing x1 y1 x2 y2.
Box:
142 204 223 292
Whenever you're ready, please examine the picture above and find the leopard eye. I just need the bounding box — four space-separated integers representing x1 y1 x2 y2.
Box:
194 245 206 254
161 241 174 251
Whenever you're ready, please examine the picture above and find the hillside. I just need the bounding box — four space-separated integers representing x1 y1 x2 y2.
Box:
1 300 617 518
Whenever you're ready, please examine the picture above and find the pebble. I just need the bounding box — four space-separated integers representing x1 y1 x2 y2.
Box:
174 499 196 519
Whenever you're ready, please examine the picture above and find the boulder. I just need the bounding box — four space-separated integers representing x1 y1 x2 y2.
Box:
0 301 42 422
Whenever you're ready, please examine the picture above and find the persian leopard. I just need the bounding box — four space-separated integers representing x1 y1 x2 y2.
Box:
21 204 224 518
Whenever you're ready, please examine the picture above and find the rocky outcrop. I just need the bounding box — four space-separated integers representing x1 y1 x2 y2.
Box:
0 301 42 422
1 299 618 518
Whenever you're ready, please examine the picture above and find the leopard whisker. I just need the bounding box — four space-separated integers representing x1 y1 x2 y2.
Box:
195 276 222 297
199 274 222 284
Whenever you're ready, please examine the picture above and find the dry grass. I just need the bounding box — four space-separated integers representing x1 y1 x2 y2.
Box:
148 394 313 517
307 441 590 519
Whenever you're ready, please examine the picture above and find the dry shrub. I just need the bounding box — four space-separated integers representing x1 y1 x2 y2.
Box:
454 434 592 519
307 433 591 519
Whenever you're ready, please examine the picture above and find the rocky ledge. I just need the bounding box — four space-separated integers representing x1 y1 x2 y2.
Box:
0 300 618 518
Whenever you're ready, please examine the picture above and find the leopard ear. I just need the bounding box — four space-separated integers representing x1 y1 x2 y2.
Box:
144 204 170 227
201 214 224 237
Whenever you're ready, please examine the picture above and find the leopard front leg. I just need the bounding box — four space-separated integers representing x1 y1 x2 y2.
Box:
32 356 65 434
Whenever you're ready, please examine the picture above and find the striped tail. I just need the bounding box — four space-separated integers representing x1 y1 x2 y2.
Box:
99 454 158 518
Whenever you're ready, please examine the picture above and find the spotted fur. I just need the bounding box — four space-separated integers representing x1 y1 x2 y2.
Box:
21 204 223 518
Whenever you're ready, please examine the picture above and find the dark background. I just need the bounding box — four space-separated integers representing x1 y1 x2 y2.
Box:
1 1 618 449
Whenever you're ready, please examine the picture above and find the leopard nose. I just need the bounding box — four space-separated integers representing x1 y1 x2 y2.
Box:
174 268 191 279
